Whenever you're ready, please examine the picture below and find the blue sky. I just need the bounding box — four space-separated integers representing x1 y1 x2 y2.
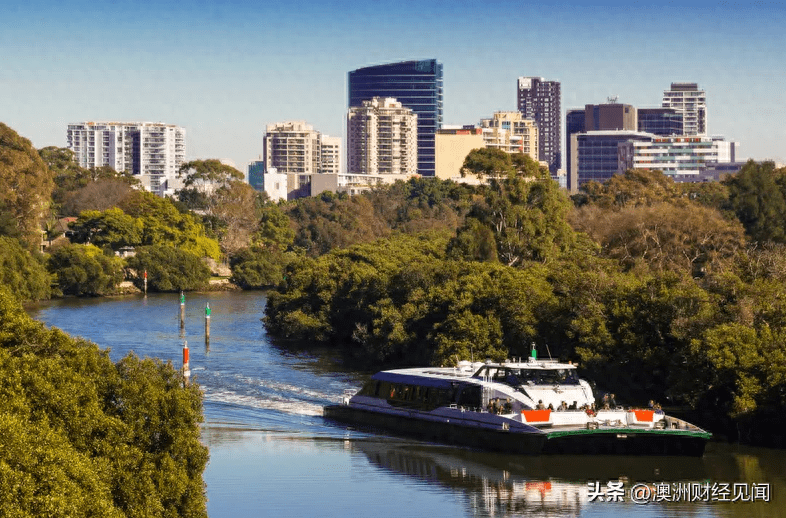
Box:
2 0 784 171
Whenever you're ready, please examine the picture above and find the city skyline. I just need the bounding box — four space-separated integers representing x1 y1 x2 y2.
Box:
2 1 784 173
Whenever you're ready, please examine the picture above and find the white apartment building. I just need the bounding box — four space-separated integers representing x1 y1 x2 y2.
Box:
479 112 539 160
262 121 340 175
662 83 707 136
320 135 341 175
347 97 417 175
618 135 737 180
66 121 186 196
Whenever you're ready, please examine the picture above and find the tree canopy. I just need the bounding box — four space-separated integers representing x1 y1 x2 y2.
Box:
0 286 208 516
0 236 51 302
0 123 54 250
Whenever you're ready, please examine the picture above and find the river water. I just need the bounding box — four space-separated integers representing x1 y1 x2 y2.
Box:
27 291 786 518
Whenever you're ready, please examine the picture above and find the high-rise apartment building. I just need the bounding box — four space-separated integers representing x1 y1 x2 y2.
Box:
662 82 706 136
517 77 561 174
66 121 186 196
347 97 417 175
348 59 443 176
479 112 539 160
262 121 341 175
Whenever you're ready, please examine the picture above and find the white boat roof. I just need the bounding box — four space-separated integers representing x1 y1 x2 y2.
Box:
375 359 578 384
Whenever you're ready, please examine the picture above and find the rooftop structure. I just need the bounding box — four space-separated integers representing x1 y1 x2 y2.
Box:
662 82 706 136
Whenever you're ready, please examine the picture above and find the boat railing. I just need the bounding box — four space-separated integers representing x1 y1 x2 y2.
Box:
341 388 358 405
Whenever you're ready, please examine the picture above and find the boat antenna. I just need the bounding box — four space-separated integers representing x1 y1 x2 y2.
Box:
545 342 553 360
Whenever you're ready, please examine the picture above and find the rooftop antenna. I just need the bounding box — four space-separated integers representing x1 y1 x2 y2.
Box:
606 95 619 104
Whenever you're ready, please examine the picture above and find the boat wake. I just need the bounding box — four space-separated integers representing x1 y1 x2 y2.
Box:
203 387 325 417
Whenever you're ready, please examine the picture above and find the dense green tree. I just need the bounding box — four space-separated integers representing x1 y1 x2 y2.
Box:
40 146 138 213
265 232 556 366
0 123 54 250
60 178 135 217
446 217 497 262
572 168 681 209
461 148 514 178
175 159 240 213
211 181 263 255
68 207 143 251
177 159 244 192
229 246 296 289
0 236 51 301
287 194 389 256
48 244 124 296
126 245 211 292
453 174 576 266
0 287 208 516
724 160 786 243
256 203 295 250
573 201 746 275
511 152 550 178
119 191 221 260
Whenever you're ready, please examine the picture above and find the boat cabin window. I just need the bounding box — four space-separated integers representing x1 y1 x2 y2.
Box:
368 379 488 410
516 368 579 385
474 366 580 386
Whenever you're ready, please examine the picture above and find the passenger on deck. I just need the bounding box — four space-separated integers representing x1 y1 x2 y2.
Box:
503 398 512 414
602 393 610 410
569 401 577 410
536 400 546 410
547 403 554 411
558 401 568 411
610 393 617 409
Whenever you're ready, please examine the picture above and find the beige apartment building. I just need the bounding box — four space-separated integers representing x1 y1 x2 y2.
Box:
263 121 340 175
347 97 417 175
480 112 539 159
434 113 539 181
434 128 484 180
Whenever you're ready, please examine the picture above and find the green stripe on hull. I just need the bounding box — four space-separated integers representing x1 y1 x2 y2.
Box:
546 428 712 440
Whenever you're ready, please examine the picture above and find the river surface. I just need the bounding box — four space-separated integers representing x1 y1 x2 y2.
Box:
27 291 786 518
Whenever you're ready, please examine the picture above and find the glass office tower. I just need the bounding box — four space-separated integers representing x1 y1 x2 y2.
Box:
348 59 443 176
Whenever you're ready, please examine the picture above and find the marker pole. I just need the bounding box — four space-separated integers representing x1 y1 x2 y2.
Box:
205 302 211 340
182 340 191 387
180 291 185 329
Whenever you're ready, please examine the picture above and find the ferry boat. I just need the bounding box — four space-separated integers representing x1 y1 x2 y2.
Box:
324 349 711 456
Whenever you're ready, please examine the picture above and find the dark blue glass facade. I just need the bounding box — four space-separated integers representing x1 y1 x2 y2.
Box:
348 60 443 176
638 108 683 136
576 132 653 187
247 161 265 191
